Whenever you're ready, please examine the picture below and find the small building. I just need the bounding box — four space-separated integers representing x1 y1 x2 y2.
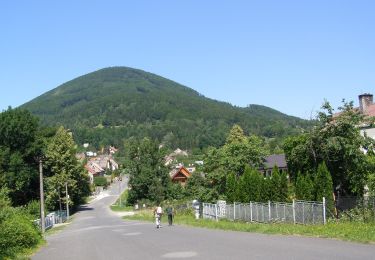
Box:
85 162 105 184
170 166 191 186
258 154 288 177
357 93 375 140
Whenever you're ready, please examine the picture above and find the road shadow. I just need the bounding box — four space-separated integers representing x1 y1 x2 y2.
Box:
77 205 94 211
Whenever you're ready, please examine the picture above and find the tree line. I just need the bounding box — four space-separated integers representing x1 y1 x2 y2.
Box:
125 100 375 213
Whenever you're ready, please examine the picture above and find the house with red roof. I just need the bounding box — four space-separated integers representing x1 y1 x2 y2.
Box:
170 166 192 186
356 93 375 140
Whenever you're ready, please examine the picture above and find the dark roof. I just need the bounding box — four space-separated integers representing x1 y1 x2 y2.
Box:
263 154 287 169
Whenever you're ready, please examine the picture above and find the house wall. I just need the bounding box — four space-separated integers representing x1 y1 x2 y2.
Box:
361 127 375 140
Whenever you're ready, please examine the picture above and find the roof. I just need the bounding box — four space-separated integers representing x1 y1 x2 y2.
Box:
170 166 191 180
262 154 287 170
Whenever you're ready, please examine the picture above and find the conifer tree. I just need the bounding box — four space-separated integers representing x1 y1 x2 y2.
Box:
226 172 238 203
315 162 334 209
295 172 314 201
279 171 289 201
271 166 281 201
259 176 272 202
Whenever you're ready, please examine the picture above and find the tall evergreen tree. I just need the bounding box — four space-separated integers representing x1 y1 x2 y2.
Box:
295 172 314 201
279 171 289 201
315 162 334 210
271 166 281 201
239 166 252 202
225 172 238 203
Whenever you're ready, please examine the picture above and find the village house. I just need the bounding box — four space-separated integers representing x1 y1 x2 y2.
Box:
356 93 375 140
258 154 288 177
164 148 188 166
170 166 192 186
84 153 120 184
85 161 105 184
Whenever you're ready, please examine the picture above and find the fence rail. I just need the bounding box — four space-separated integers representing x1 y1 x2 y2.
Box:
203 199 326 225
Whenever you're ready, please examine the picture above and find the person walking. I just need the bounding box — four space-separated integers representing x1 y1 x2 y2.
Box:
166 204 174 226
154 205 163 229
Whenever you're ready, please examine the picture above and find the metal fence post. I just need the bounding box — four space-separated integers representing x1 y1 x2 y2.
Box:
302 201 305 224
262 204 265 222
292 199 296 224
250 202 253 222
268 201 271 222
323 197 326 225
276 203 279 220
312 203 315 224
233 202 236 220
215 204 218 222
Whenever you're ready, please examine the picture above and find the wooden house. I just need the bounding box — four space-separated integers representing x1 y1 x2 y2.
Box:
170 166 191 186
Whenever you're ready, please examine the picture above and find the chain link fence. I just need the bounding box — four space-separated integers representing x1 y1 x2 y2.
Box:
336 195 375 222
203 199 326 225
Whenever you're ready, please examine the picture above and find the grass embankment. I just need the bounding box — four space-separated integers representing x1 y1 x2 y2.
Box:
123 209 375 244
110 190 134 212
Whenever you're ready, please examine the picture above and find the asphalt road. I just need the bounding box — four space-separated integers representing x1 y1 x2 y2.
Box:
33 182 375 260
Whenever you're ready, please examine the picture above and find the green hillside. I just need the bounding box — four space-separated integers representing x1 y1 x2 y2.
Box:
22 67 311 149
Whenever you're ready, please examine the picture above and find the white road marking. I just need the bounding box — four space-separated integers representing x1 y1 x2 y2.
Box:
162 251 198 258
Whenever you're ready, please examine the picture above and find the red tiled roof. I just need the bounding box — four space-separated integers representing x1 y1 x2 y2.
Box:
171 166 191 180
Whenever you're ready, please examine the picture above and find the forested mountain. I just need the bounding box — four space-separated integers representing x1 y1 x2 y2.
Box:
22 67 311 149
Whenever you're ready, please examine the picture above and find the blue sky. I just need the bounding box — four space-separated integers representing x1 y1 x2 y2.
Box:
1 0 374 119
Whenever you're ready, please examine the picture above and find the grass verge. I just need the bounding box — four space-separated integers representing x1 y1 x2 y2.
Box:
110 190 134 212
123 209 375 244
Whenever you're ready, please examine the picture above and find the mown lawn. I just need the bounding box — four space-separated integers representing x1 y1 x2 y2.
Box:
123 209 375 244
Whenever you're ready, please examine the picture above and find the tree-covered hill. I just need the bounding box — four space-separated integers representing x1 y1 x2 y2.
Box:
21 67 311 149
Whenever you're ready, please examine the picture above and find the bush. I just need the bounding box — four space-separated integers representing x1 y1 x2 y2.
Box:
0 213 41 259
20 200 41 219
94 176 108 187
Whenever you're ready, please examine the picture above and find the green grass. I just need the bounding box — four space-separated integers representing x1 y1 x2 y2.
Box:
110 189 134 212
123 209 375 244
110 205 134 212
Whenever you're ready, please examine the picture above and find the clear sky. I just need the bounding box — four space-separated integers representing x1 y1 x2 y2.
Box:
1 0 374 119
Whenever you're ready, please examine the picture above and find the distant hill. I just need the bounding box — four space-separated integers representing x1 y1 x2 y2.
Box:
22 67 311 150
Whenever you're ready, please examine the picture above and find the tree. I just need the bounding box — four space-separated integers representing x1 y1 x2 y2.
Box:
225 172 238 203
270 166 281 201
185 172 216 202
0 108 41 206
204 125 268 201
126 138 171 205
284 100 375 196
226 124 247 144
44 127 90 210
315 162 334 210
279 171 289 201
238 166 252 202
295 173 314 201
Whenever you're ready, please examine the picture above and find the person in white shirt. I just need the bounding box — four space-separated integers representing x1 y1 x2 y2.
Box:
154 205 163 228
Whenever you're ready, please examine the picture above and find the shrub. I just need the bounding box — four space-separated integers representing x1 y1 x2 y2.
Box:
21 200 41 219
0 213 41 258
94 176 108 187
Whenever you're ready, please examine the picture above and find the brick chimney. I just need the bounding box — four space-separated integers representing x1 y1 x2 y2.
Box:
359 93 373 114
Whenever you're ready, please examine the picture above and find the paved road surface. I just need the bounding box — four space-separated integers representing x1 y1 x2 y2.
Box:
33 181 375 260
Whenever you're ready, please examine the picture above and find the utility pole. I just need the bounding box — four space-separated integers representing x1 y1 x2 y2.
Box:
58 187 62 223
119 174 122 207
39 159 45 234
65 182 70 220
